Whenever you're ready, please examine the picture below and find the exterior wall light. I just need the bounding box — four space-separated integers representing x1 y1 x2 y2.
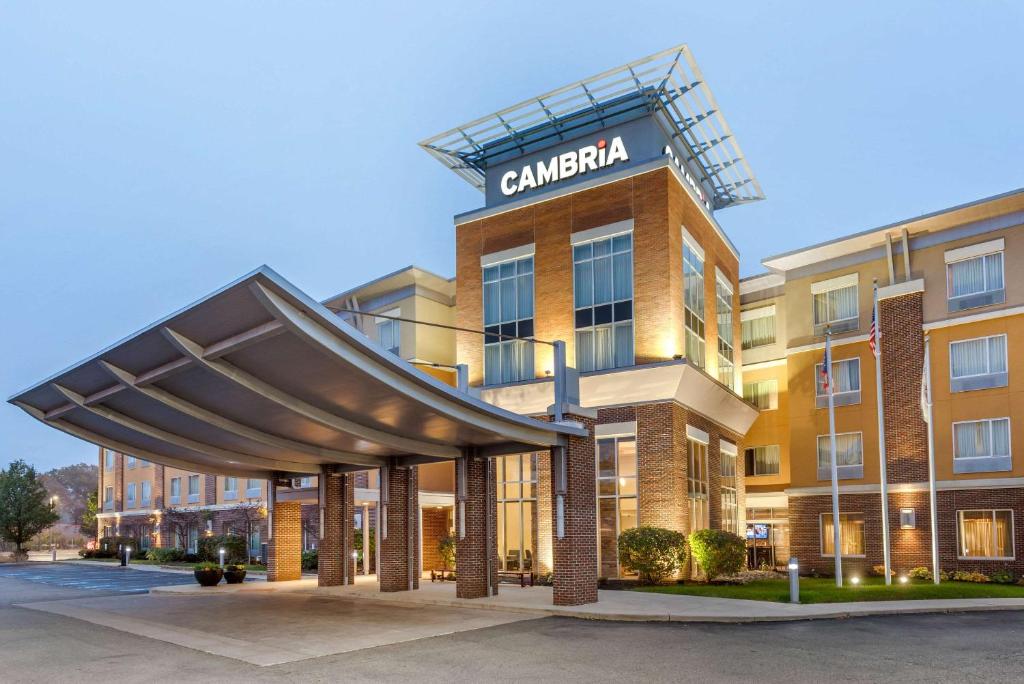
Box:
850 576 861 585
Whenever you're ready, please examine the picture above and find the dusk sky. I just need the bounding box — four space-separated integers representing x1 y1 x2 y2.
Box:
2 1 1022 471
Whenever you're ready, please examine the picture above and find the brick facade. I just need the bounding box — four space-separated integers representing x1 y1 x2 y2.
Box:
879 291 929 484
456 456 499 598
378 466 420 592
421 506 453 574
318 472 356 586
551 413 598 606
268 499 302 581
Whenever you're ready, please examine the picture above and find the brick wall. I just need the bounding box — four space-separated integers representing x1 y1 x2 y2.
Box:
154 465 165 509
456 457 498 598
535 449 553 575
422 506 453 573
879 291 928 484
551 413 598 606
319 472 355 586
268 500 302 581
379 466 419 592
113 452 123 512
204 474 217 506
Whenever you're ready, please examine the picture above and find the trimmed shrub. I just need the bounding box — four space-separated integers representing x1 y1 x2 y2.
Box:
952 570 990 583
197 534 247 564
146 547 186 563
871 564 895 578
990 569 1014 585
908 566 933 581
98 535 139 555
688 529 746 581
301 549 318 571
617 526 688 585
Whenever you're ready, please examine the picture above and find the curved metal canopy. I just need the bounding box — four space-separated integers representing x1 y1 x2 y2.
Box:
9 267 583 478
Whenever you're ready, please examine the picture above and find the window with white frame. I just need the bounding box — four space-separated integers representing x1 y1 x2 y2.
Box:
741 305 776 350
126 482 136 508
744 445 781 476
496 453 538 573
743 379 778 410
815 356 861 407
820 512 865 557
104 486 113 510
953 418 1011 473
816 432 864 480
169 477 181 504
946 240 1005 311
958 509 1014 559
687 429 710 534
105 449 115 469
716 271 735 388
126 455 136 468
720 442 738 534
375 314 400 356
597 436 637 578
224 477 238 500
141 480 151 506
484 255 535 384
950 334 1007 392
187 475 200 503
683 236 706 368
246 479 262 497
574 233 633 372
811 274 858 333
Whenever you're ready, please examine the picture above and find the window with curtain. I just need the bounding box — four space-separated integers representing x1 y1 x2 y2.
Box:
743 379 778 410
246 479 262 496
126 455 136 468
958 510 1013 559
141 481 151 506
484 256 535 385
953 418 1010 460
187 474 200 502
375 317 400 355
815 357 861 398
683 240 705 368
812 283 858 327
948 252 1004 300
597 436 638 577
716 274 734 388
126 483 136 508
496 453 537 572
820 513 865 556
573 233 633 372
223 477 237 499
720 446 738 534
687 438 710 533
950 335 1007 379
170 478 181 504
817 432 864 474
105 450 115 469
744 445 781 476
741 306 776 349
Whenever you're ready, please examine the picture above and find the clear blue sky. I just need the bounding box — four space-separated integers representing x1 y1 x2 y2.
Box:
2 2 1022 470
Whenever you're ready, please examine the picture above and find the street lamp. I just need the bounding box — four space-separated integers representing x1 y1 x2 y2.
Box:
49 496 58 561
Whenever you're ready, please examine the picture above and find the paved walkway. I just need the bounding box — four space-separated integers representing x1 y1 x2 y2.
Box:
149 573 1024 622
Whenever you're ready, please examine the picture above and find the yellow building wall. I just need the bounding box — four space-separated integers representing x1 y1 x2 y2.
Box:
741 363 791 492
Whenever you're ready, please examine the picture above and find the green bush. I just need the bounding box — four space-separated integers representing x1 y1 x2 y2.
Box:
437 535 457 570
145 547 185 563
990 569 1015 584
908 566 933 581
952 570 990 583
197 534 247 564
617 526 689 585
98 536 140 556
301 549 318 571
688 529 746 581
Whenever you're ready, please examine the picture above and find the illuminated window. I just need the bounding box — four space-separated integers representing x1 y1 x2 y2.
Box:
958 510 1014 559
743 379 778 410
720 442 738 534
716 272 734 388
816 432 864 480
574 234 633 372
745 445 781 476
683 236 705 368
597 436 637 578
483 255 534 384
687 432 710 533
741 305 776 350
811 274 858 333
820 513 865 557
495 453 537 572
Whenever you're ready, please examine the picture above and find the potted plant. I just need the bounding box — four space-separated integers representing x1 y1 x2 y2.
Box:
193 561 223 587
223 563 247 584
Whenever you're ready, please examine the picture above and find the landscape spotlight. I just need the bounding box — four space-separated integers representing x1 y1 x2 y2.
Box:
899 576 909 584
850 576 861 585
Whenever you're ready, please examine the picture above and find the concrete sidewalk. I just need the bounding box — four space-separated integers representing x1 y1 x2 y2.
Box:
150 574 1024 623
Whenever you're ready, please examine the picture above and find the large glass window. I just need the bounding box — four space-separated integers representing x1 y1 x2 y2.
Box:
496 453 537 572
126 483 136 508
743 379 778 410
574 234 633 372
820 513 865 557
246 479 262 497
812 281 858 330
141 480 151 506
683 239 705 368
126 455 136 468
376 317 400 355
720 445 738 534
817 432 864 479
958 510 1014 559
597 436 637 577
223 477 237 500
953 418 1010 460
741 306 776 350
815 357 861 403
103 486 113 511
950 335 1007 381
948 251 1004 306
169 477 181 504
716 274 735 388
484 256 535 384
104 450 115 469
687 437 710 533
745 445 781 476
187 474 200 503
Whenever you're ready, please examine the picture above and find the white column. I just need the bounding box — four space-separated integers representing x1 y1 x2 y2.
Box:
362 503 370 575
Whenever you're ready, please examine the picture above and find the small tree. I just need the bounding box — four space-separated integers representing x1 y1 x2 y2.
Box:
437 534 457 572
688 529 746 581
80 490 98 538
0 460 60 558
160 506 206 549
617 526 689 585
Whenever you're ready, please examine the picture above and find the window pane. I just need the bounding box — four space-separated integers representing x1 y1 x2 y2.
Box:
613 252 632 300
574 260 593 308
821 513 865 556
619 497 637 533
597 439 616 478
951 338 988 377
949 257 986 297
617 437 637 477
576 330 594 373
517 274 533 318
986 253 1004 290
989 336 1007 373
593 256 612 305
483 282 500 326
594 325 614 370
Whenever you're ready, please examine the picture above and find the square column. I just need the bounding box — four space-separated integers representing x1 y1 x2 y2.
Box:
268 499 302 581
455 454 498 599
318 471 356 586
550 412 598 606
378 465 419 592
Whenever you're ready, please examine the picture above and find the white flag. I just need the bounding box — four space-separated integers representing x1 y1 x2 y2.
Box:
920 342 931 423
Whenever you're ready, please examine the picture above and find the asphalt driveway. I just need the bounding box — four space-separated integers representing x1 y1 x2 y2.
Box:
0 562 196 594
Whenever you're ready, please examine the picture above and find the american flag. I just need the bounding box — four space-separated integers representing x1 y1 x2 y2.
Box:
869 300 879 357
820 339 831 394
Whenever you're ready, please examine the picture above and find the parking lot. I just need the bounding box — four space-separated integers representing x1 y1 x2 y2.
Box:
0 562 197 594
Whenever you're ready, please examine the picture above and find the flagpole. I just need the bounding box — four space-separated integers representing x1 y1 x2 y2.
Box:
923 335 940 585
826 328 843 588
873 282 892 585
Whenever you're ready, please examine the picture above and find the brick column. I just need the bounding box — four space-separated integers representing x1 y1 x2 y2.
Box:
455 455 498 599
154 465 165 509
114 453 124 512
535 450 553 576
378 465 419 592
268 500 302 581
319 472 356 586
550 412 598 606
204 474 217 506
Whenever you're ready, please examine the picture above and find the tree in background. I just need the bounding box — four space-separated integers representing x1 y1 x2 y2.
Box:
80 490 98 538
40 462 98 525
0 460 60 559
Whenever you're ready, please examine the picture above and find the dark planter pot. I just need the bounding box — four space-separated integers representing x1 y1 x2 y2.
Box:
194 568 223 587
223 568 247 584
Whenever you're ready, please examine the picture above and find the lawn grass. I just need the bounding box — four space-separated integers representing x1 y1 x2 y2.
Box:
634 576 1024 603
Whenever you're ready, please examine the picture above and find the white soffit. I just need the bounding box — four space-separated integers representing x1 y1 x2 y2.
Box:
570 219 634 245
740 304 775 321
481 243 536 267
944 238 1004 264
810 272 858 294
681 226 705 260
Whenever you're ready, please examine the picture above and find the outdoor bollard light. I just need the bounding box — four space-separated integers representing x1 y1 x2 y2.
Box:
788 557 800 604
125 546 131 565
219 548 225 568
